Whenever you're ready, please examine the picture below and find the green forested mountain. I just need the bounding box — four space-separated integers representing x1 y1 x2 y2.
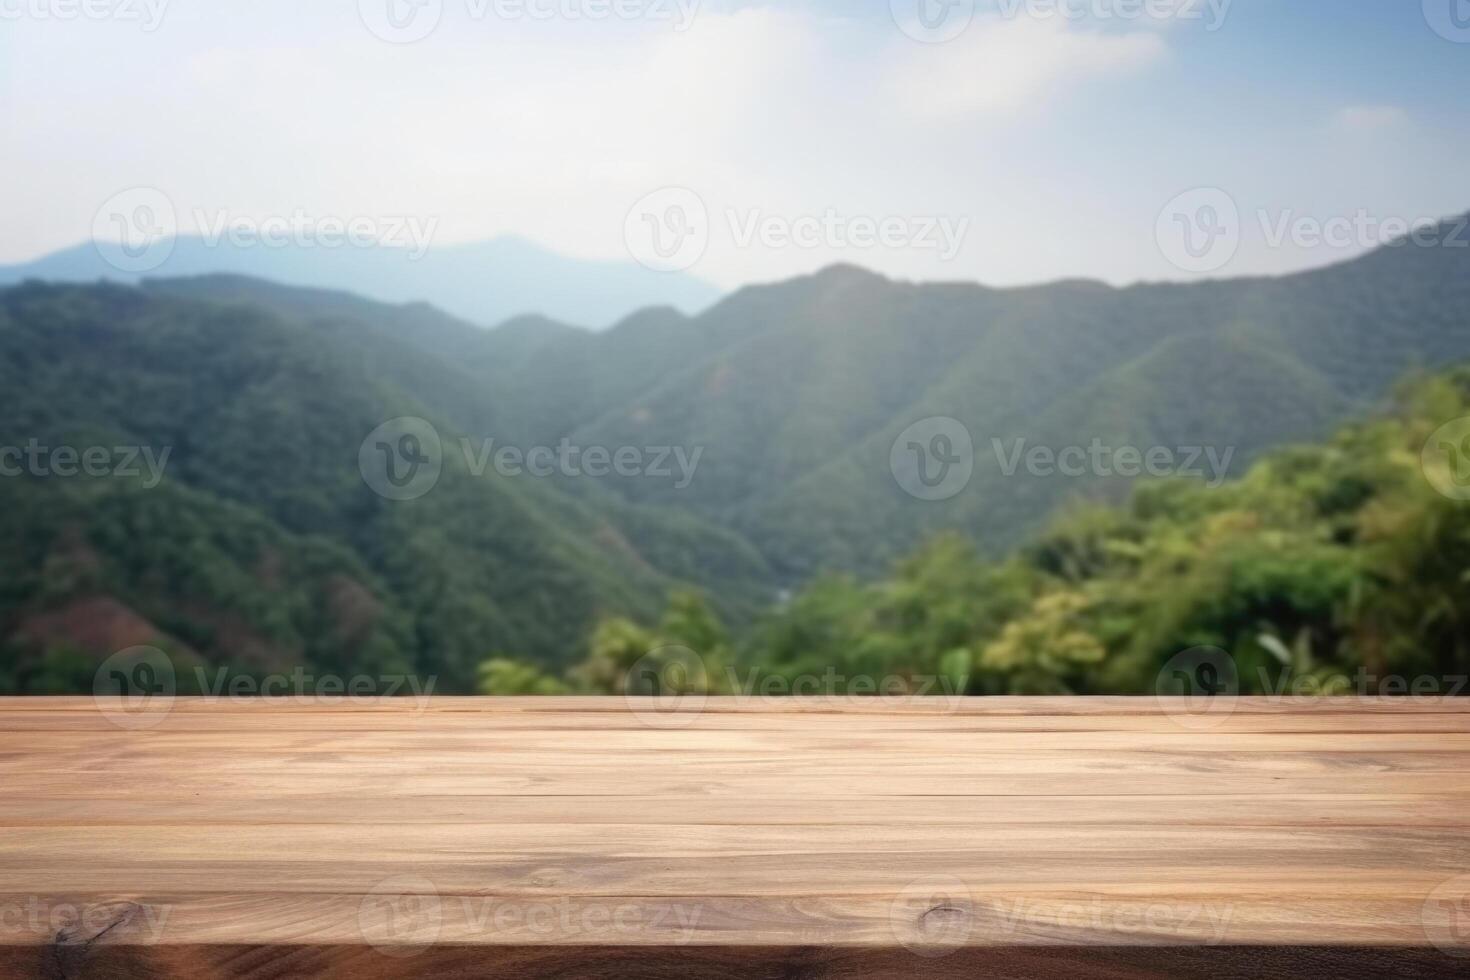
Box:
147 218 1470 587
481 366 1470 697
465 219 1470 581
2 218 1469 692
0 281 770 693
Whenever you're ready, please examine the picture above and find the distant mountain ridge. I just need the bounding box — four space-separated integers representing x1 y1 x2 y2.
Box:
3 213 1470 686
0 235 722 329
132 215 1470 584
462 213 1470 578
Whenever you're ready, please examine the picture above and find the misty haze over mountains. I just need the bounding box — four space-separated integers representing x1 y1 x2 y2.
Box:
0 235 722 329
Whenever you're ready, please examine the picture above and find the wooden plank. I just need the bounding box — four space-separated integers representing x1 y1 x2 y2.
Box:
5 945 1469 980
2 794 1467 828
6 696 1468 734
1 696 1467 978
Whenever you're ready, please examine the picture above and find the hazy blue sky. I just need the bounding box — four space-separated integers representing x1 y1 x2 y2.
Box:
2 0 1467 289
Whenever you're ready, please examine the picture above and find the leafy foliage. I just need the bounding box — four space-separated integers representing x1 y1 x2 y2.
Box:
0 282 769 692
4 232 1470 697
485 368 1470 697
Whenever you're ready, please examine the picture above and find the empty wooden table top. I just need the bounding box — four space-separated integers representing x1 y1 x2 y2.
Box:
2 696 1468 978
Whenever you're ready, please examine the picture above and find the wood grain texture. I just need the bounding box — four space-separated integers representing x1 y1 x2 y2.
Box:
2 696 1468 979
7 945 1470 980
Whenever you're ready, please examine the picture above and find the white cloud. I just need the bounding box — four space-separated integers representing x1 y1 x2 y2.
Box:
3 6 834 267
883 16 1167 119
0 3 1175 282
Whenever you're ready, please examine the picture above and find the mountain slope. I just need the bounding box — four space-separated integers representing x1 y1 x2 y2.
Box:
5 214 1468 681
461 215 1470 579
0 281 770 689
